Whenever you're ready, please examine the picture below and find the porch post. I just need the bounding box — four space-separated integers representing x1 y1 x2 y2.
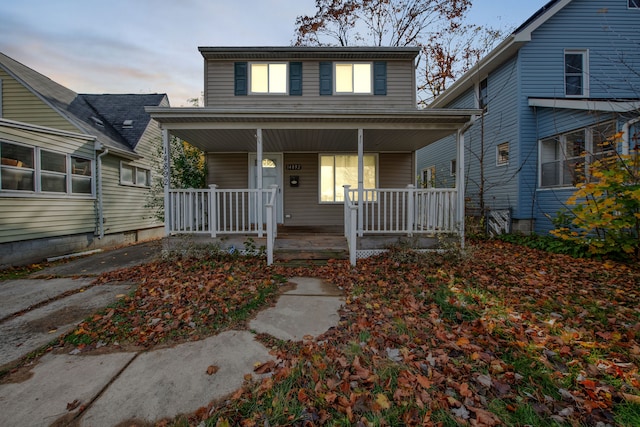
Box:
256 128 263 237
357 128 364 237
162 128 171 236
456 128 466 248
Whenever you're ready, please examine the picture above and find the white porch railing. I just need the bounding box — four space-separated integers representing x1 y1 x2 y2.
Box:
343 185 458 265
167 185 278 264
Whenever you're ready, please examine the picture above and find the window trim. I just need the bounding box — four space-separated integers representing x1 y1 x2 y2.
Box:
1 139 94 197
334 62 373 95
496 142 509 167
249 62 289 95
318 153 378 203
119 161 151 188
564 49 589 97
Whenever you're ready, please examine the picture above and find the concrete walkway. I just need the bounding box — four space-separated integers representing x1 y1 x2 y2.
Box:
0 247 343 427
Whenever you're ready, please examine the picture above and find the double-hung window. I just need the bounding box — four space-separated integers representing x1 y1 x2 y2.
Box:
478 78 488 110
539 121 616 188
319 154 377 202
630 0 640 8
564 50 588 97
1 140 93 195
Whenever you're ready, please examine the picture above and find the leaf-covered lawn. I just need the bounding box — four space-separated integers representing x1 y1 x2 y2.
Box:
68 241 640 426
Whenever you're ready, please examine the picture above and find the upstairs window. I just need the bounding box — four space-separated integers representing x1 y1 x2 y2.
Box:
250 63 287 94
564 50 589 96
335 63 372 94
478 78 488 110
630 0 640 8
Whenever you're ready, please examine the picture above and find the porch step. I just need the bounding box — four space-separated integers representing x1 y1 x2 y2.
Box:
274 234 349 264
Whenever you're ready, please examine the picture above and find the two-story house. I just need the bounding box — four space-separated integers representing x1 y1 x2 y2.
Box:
0 52 167 266
147 47 480 264
417 0 640 235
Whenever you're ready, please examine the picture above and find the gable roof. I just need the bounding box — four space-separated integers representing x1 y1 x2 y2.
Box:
0 52 168 158
430 0 569 108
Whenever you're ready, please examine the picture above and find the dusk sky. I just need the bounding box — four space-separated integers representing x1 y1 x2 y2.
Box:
0 1 549 106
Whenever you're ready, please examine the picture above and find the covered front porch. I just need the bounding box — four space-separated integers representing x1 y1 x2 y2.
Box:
147 108 478 265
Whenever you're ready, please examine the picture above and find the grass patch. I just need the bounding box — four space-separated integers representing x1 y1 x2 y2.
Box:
615 401 640 427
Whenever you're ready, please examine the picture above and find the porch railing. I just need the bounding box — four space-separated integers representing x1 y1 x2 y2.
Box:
167 185 278 264
343 185 458 265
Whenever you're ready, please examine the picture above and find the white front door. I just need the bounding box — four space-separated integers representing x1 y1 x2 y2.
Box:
249 153 283 223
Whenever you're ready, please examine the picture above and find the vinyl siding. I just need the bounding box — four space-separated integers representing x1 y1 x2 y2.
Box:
205 59 415 110
99 122 163 235
207 153 249 188
0 69 77 132
0 125 95 243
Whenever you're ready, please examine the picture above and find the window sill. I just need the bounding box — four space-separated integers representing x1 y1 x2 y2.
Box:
119 182 151 189
536 186 576 191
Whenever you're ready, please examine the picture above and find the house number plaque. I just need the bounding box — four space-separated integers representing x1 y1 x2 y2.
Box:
286 164 302 170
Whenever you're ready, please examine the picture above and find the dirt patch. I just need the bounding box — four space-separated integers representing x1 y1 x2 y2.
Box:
0 363 35 384
24 305 95 333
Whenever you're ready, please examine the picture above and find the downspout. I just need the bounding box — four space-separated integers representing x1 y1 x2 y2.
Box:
96 146 109 239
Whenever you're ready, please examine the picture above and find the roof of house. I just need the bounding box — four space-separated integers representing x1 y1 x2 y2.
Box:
429 0 568 108
0 52 168 158
199 46 421 61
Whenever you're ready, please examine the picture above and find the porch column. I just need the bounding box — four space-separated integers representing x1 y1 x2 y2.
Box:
357 128 364 237
162 128 171 236
256 128 263 237
456 128 466 248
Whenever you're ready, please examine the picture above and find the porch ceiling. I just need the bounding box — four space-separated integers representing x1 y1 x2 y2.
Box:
146 108 480 153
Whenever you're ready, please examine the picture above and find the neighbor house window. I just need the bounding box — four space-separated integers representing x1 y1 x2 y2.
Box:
0 79 3 117
120 162 151 187
1 140 93 195
630 0 640 8
335 63 372 94
320 154 377 202
450 160 457 176
564 50 588 96
478 78 488 110
497 142 509 166
539 121 616 188
250 63 287 94
422 166 436 188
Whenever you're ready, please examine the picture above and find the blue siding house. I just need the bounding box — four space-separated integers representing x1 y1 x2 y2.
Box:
417 0 640 234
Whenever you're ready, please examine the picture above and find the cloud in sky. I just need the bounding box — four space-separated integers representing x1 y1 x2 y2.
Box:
0 0 547 106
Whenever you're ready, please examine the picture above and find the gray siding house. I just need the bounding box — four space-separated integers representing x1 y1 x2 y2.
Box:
148 47 480 264
0 52 167 266
417 0 640 234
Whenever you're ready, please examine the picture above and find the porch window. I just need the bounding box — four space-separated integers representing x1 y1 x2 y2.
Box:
539 121 616 188
564 50 588 97
250 63 287 94
120 162 151 187
335 63 372 94
0 140 93 195
320 154 377 202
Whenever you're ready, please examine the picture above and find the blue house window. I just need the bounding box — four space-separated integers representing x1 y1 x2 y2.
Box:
478 78 488 110
539 121 616 188
564 50 588 97
629 0 640 8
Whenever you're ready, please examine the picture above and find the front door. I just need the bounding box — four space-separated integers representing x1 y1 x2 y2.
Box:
249 153 283 224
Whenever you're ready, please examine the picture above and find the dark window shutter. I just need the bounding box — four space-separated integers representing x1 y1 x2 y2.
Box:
373 61 387 95
234 62 247 96
289 62 302 96
319 62 333 95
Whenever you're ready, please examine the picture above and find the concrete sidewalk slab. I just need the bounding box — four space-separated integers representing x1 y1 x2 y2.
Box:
0 278 93 320
80 331 274 426
0 283 134 367
0 352 136 427
250 277 343 341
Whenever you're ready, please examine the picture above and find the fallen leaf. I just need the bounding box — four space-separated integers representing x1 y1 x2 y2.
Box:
206 365 219 375
375 393 391 410
66 399 81 411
